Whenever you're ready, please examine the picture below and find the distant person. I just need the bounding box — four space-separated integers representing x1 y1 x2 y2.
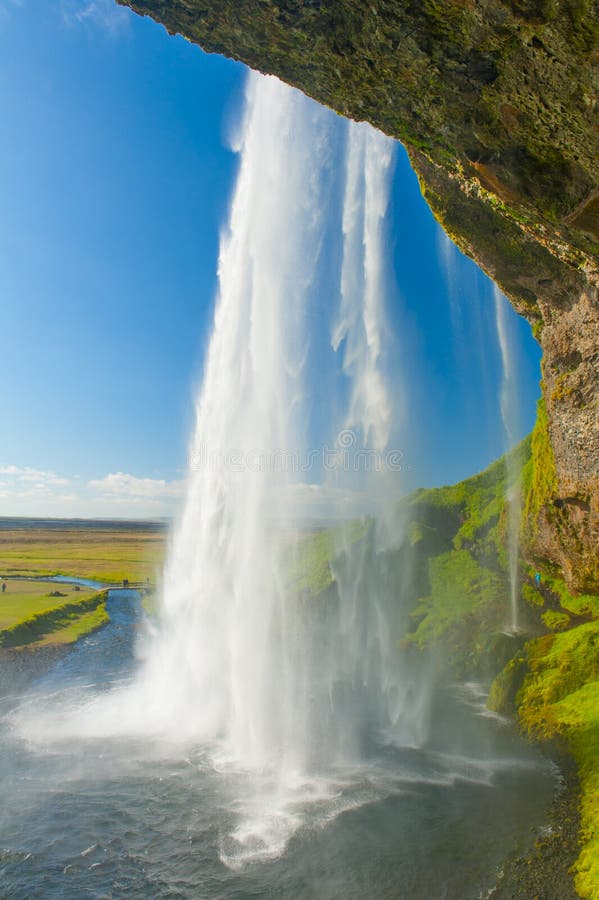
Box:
123 578 129 589
1 582 5 593
534 572 541 587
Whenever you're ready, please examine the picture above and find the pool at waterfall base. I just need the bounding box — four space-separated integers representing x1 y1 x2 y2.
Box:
0 591 557 899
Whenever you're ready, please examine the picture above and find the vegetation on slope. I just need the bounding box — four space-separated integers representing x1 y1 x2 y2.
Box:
522 394 558 537
401 439 530 675
286 520 368 599
489 575 599 900
292 439 534 685
339 423 596 898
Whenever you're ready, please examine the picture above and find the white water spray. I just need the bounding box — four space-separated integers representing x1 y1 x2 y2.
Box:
149 76 424 761
137 75 336 768
493 284 522 631
140 72 430 853
327 123 430 751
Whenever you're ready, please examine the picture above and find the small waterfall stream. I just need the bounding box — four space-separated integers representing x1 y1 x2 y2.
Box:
493 285 523 631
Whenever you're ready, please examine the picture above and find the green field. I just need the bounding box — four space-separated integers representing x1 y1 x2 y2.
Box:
0 522 167 649
0 526 166 584
0 580 110 649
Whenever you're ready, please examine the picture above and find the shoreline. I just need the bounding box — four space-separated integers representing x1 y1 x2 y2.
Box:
491 744 581 899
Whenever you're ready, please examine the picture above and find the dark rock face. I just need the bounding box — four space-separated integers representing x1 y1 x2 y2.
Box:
119 0 598 590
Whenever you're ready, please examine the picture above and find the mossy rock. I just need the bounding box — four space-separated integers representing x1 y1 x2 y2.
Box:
488 650 528 715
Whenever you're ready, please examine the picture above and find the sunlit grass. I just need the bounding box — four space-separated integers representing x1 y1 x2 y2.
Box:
0 525 166 647
0 580 98 629
0 586 110 649
32 603 110 646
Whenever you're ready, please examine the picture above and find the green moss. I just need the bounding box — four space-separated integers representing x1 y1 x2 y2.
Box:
542 574 599 618
531 318 543 341
515 622 599 899
409 549 503 648
408 520 438 547
542 609 571 631
522 582 544 608
523 395 558 540
488 650 528 714
519 622 599 733
552 682 599 898
288 442 528 676
420 0 476 45
289 531 335 598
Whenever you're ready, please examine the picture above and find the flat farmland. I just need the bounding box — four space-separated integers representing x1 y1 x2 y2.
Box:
0 520 168 585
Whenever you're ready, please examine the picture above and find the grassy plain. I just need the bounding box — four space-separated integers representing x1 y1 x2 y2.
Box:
0 580 98 629
0 524 167 584
0 581 110 649
0 520 167 649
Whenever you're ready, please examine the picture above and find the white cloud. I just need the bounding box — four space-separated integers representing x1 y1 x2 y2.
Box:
87 472 186 500
0 464 184 519
0 465 70 487
61 0 131 34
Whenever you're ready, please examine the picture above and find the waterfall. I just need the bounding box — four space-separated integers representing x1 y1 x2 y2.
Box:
328 122 429 752
14 72 432 864
137 74 421 758
131 72 430 848
493 285 522 631
139 73 337 768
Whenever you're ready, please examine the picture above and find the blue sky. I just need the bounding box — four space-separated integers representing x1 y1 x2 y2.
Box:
0 0 541 518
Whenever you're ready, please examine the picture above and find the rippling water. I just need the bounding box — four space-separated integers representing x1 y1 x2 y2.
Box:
0 594 556 899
